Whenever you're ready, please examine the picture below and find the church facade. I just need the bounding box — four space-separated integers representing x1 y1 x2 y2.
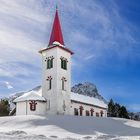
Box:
14 9 108 117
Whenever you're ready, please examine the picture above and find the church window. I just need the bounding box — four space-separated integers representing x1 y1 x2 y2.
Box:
46 56 54 69
96 112 99 117
60 57 67 70
62 80 64 90
90 108 94 116
29 101 37 111
74 108 78 116
100 110 104 117
49 79 52 89
79 106 84 116
63 100 66 111
86 110 90 116
46 76 52 90
61 77 67 90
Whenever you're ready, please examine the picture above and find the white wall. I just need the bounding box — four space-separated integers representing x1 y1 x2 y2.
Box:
41 47 72 115
70 101 107 117
40 46 107 117
16 101 47 115
16 101 27 115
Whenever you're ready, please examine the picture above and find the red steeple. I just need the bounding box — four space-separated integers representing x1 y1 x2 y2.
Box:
48 8 64 46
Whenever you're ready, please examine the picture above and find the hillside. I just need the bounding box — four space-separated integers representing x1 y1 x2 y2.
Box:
0 115 140 140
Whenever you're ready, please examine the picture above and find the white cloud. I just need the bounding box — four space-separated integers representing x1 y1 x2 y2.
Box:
0 0 139 100
4 81 14 89
0 0 51 77
0 0 137 78
84 54 95 60
0 81 13 89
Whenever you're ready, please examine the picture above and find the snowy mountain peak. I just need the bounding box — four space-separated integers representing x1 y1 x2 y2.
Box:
71 82 106 102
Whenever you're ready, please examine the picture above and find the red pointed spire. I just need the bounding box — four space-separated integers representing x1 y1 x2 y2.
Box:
48 8 64 46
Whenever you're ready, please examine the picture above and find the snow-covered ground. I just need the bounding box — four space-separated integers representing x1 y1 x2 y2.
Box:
0 115 140 140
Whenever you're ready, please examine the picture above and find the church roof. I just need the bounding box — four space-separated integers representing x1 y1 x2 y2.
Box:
13 91 46 102
48 8 64 46
13 87 107 109
39 45 74 55
71 92 108 109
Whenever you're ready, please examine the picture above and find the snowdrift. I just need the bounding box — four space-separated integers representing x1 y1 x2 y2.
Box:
0 115 140 140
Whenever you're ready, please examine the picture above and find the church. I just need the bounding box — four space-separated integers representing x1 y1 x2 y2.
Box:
13 8 108 117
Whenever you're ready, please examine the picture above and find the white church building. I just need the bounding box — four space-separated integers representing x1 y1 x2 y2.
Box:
13 9 108 117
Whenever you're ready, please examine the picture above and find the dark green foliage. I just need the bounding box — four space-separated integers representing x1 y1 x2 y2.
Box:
108 99 115 117
108 99 129 119
0 99 10 116
114 103 121 117
119 106 129 119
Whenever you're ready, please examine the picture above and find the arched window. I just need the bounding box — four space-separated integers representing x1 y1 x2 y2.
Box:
74 108 78 116
60 57 67 70
46 56 54 69
79 106 84 116
96 112 99 117
100 110 104 117
61 77 67 90
63 100 66 111
29 101 37 111
46 76 52 90
86 110 90 116
90 108 94 116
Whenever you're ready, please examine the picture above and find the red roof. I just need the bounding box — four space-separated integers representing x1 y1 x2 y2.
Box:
48 9 64 46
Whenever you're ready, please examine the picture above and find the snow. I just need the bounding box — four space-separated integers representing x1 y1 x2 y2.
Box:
71 92 107 108
13 91 46 102
113 117 140 128
125 121 140 128
53 41 64 47
0 115 140 140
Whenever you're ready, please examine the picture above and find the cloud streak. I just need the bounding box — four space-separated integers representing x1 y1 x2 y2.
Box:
0 81 13 89
0 0 139 111
0 0 138 78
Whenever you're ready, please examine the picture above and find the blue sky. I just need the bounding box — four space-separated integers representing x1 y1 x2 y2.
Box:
0 0 140 112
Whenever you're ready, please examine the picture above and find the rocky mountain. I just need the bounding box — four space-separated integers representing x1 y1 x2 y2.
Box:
71 82 107 102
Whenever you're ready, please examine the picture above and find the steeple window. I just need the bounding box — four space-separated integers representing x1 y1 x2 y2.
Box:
60 57 68 70
61 77 67 90
45 56 54 69
46 76 52 90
